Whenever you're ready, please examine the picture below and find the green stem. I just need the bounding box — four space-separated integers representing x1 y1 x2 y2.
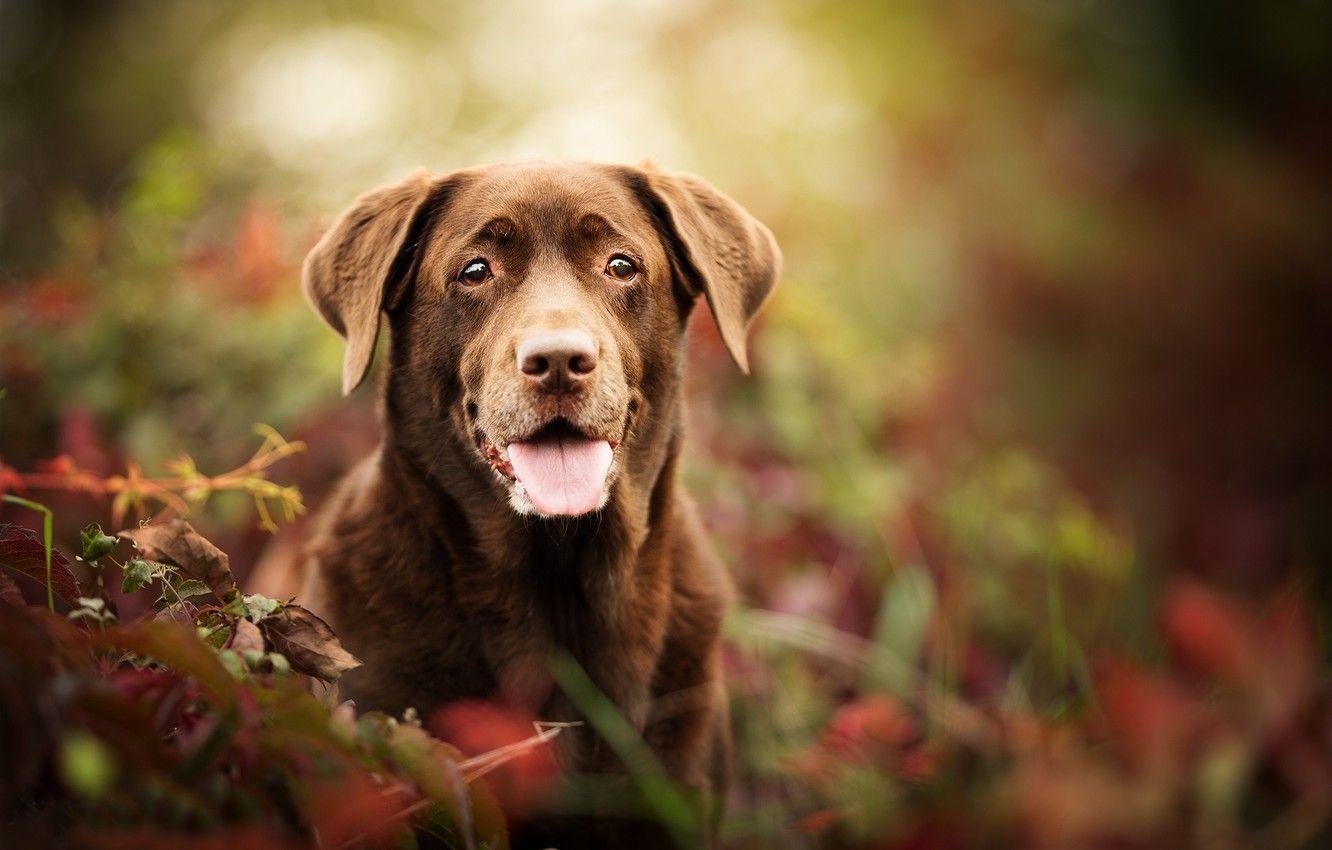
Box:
550 653 700 847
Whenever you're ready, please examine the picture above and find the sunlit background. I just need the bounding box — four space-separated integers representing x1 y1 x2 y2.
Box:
3 1 1331 847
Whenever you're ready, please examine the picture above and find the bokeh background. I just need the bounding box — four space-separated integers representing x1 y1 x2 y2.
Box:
3 0 1331 847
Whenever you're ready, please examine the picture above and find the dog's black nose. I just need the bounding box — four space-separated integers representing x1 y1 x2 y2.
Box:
517 329 598 391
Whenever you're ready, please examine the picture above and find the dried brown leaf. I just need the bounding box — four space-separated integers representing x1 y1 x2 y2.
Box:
118 518 234 600
228 616 266 655
259 603 361 681
152 600 198 624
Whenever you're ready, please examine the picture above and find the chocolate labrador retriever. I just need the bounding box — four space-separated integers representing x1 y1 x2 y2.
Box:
286 160 778 846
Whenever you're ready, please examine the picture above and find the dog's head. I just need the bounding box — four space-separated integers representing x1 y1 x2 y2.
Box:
303 161 779 518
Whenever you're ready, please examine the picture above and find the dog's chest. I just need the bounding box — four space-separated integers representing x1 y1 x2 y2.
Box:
326 509 655 720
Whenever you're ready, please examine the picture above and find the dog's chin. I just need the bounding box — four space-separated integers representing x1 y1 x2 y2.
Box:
477 419 624 518
504 474 614 518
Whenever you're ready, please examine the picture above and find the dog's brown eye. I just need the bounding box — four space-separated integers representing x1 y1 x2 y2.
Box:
460 260 491 285
605 255 637 282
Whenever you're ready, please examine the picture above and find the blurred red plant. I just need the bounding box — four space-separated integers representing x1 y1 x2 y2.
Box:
430 700 563 819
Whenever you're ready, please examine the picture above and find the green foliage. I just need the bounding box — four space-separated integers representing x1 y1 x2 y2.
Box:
79 525 118 563
864 566 935 697
58 732 118 801
0 516 526 848
120 559 153 594
551 654 703 844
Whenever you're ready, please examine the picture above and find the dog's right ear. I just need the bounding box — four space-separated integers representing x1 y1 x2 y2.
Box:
303 169 441 395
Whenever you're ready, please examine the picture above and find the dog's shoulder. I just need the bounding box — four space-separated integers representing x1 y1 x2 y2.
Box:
670 490 736 612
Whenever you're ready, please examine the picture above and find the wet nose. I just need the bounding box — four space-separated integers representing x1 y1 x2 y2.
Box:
516 329 598 391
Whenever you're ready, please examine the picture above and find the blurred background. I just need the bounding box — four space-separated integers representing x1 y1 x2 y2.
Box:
2 0 1331 846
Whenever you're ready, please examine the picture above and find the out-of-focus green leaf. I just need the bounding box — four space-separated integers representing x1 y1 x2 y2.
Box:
58 731 117 800
864 566 935 697
551 653 702 846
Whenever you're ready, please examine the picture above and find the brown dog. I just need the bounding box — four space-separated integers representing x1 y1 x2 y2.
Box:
287 161 778 846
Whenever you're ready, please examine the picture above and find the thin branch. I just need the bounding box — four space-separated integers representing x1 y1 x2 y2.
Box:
0 424 307 531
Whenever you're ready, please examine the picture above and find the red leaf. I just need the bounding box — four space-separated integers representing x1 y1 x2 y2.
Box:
430 700 561 816
90 621 238 711
0 523 81 606
1161 581 1251 681
1096 658 1197 777
793 807 840 833
306 773 412 849
0 569 23 605
823 694 919 759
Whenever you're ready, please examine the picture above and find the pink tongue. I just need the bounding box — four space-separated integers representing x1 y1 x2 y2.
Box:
507 437 613 516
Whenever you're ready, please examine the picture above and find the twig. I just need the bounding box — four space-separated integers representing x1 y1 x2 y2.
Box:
331 722 574 850
0 424 306 531
457 720 578 782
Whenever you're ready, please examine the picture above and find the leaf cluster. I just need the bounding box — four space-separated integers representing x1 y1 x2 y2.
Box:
1 513 517 849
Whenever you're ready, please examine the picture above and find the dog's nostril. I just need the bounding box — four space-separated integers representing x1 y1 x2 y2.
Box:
569 352 596 376
521 354 550 377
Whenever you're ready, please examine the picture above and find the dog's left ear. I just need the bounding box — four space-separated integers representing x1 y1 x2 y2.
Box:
626 165 781 373
303 169 442 395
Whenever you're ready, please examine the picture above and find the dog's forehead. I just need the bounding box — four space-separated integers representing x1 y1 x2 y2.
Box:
444 162 650 235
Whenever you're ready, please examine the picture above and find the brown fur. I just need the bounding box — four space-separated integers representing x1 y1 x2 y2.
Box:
265 161 779 847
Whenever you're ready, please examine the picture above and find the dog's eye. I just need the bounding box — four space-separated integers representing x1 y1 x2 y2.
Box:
605 255 638 282
459 260 491 286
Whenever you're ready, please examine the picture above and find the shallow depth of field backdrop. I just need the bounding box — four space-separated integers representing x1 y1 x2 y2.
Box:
2 1 1331 848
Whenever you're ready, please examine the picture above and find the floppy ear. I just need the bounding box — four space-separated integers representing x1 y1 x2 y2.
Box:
630 165 781 373
302 170 439 395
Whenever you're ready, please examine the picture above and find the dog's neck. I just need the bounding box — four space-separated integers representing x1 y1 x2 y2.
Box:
375 429 678 661
375 393 683 639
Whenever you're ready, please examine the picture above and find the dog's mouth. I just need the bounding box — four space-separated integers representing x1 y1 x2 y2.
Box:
478 418 622 517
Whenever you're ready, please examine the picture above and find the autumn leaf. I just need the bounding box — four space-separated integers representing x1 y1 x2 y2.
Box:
227 617 265 655
0 569 24 605
1096 658 1196 778
91 621 238 711
430 700 563 816
152 600 199 625
0 523 81 606
304 773 412 849
258 604 361 682
1161 581 1252 682
118 518 234 600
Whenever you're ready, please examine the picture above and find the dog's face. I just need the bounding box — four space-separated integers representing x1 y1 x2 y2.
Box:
303 161 779 518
